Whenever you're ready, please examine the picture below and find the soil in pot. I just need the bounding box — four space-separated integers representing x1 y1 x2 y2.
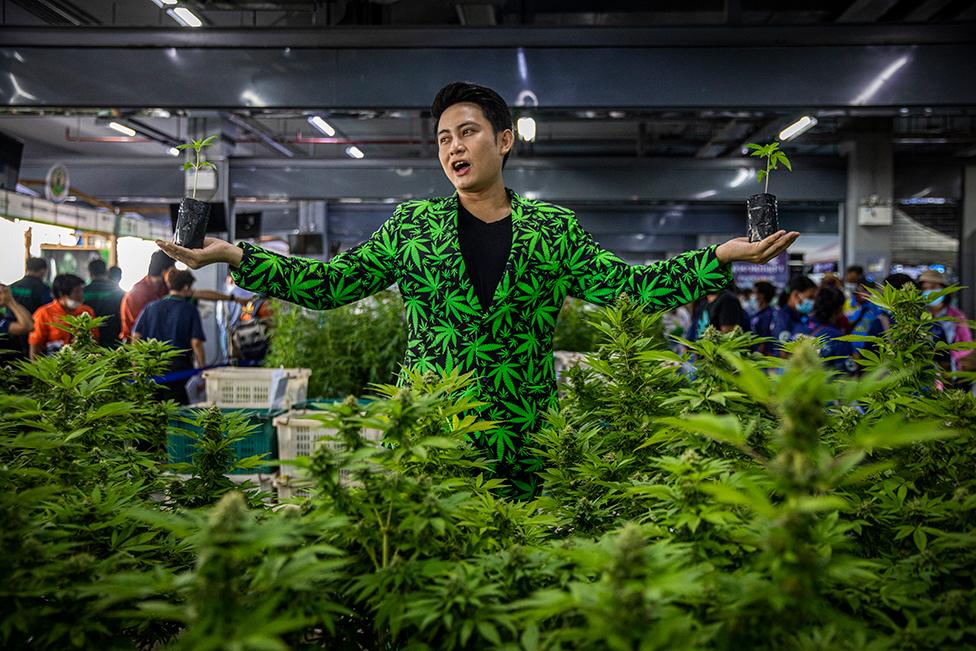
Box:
174 197 210 249
747 193 778 243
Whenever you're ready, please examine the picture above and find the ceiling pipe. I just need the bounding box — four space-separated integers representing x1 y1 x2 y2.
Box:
223 112 301 158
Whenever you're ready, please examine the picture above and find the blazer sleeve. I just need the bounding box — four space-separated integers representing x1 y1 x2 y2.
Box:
563 213 732 311
231 206 402 311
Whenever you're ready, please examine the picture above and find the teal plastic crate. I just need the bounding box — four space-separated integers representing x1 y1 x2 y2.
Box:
167 406 282 474
291 397 370 411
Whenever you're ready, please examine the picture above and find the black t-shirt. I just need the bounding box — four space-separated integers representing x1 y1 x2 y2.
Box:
4 275 52 357
84 278 126 348
457 202 512 311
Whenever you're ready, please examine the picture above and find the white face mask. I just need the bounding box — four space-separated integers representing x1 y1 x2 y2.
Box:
63 298 81 311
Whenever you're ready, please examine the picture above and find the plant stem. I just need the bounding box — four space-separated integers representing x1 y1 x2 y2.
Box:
765 157 771 194
193 148 200 200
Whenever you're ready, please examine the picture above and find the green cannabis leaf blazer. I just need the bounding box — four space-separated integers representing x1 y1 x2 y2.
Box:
231 190 732 497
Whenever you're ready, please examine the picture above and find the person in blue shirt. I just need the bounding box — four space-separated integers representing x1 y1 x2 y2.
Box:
796 285 855 374
772 274 816 354
748 280 777 355
132 269 206 404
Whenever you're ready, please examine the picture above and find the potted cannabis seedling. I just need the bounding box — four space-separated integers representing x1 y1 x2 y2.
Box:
744 142 792 242
173 135 218 249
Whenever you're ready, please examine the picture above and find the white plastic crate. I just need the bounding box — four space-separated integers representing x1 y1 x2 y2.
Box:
202 367 311 409
273 409 382 498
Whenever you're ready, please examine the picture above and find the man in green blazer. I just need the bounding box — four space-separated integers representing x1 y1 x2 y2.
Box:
158 82 798 498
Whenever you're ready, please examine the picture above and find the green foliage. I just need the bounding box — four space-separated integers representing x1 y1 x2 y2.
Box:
2 290 975 650
265 290 407 398
176 134 218 200
746 141 793 195
552 297 602 352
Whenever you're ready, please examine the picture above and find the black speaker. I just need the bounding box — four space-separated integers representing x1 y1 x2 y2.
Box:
235 212 262 239
0 131 24 191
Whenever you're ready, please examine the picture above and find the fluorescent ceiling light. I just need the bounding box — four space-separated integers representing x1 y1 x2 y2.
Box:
778 115 818 141
168 147 180 156
345 146 365 159
308 115 336 137
729 168 752 188
517 116 536 142
149 0 178 6
108 121 137 137
168 7 203 27
852 55 909 106
694 189 718 199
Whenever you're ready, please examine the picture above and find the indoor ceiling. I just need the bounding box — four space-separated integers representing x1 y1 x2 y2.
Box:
3 0 976 28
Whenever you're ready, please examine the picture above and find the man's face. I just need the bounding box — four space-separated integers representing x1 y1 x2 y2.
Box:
60 285 83 307
920 281 942 292
845 271 861 285
437 102 513 193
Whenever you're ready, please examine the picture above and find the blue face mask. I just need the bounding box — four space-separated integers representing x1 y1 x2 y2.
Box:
797 298 814 315
922 289 944 308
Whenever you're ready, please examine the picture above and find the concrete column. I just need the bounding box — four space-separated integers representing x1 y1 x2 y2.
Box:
961 165 976 316
841 120 894 281
298 200 328 260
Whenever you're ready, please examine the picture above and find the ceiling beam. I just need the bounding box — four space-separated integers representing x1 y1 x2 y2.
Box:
835 0 901 23
1 24 971 48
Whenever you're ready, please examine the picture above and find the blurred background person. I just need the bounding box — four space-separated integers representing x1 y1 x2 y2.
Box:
108 265 123 288
773 274 817 352
7 257 52 359
28 274 97 359
131 269 206 405
691 285 746 340
918 269 973 374
0 283 34 353
83 258 126 348
794 285 855 374
748 280 777 356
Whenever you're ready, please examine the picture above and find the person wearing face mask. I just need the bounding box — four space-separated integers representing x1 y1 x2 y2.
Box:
28 274 98 360
918 269 973 373
748 281 777 355
772 274 816 353
794 285 855 374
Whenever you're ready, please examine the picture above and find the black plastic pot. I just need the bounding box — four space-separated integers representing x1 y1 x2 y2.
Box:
746 192 778 243
174 197 210 249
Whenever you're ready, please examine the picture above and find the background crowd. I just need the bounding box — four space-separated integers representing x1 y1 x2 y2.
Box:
676 264 974 384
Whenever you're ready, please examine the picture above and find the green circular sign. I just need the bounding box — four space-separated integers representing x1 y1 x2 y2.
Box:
45 164 70 203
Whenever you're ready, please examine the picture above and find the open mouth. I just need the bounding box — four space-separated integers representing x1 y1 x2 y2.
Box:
451 160 471 176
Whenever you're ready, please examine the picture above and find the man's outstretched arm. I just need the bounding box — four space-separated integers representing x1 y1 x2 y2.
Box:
563 213 798 311
157 208 403 311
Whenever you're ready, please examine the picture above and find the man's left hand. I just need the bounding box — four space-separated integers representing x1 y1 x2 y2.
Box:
715 230 800 265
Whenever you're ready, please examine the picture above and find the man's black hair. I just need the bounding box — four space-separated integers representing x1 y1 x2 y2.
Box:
88 258 107 278
754 280 776 305
108 266 123 282
812 285 844 325
26 257 48 274
167 269 196 292
148 250 176 277
846 264 864 277
788 274 816 295
883 273 916 290
431 81 514 167
52 273 84 299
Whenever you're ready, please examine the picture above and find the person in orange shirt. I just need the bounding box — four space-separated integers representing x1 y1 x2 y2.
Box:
28 274 98 359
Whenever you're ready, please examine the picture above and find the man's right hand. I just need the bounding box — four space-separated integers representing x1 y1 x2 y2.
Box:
155 237 243 270
0 284 12 306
